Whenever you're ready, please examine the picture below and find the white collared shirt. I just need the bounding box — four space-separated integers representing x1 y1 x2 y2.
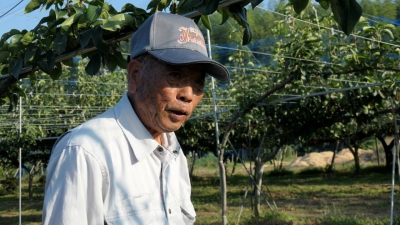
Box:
42 94 196 225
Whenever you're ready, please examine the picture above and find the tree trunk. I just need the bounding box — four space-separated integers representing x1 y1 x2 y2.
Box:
254 159 265 217
376 136 394 170
29 173 35 199
353 146 361 174
375 138 380 166
218 154 227 225
28 161 42 199
342 140 361 174
189 150 196 180
327 141 339 173
231 148 239 176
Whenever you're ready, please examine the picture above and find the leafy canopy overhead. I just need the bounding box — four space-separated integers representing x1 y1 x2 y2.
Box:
0 0 362 108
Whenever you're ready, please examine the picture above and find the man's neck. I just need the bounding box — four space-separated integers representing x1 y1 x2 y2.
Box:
127 94 163 145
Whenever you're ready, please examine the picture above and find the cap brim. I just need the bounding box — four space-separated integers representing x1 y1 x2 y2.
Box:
148 48 230 81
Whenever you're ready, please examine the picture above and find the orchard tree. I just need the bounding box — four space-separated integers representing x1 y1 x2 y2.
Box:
0 65 126 196
216 6 400 218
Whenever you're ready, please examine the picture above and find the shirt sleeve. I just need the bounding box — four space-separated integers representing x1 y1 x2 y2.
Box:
42 144 105 225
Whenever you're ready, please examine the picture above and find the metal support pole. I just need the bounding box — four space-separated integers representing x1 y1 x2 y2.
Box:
206 29 220 154
390 98 398 225
19 95 22 225
390 143 397 225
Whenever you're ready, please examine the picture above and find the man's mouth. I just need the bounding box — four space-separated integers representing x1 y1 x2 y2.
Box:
168 109 188 116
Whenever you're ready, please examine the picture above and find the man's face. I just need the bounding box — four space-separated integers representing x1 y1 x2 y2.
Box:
127 59 205 138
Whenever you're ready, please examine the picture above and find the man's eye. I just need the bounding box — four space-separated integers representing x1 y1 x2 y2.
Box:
195 79 204 88
166 72 181 85
169 72 181 78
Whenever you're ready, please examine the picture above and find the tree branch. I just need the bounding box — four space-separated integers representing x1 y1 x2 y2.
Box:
220 72 298 154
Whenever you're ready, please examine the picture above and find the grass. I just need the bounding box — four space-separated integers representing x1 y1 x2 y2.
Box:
0 176 43 225
1 161 399 225
191 161 400 225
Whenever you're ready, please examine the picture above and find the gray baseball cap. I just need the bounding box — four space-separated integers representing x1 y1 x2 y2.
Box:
129 11 229 81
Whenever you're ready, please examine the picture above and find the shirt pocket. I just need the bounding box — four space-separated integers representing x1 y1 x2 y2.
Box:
180 199 196 225
106 194 157 225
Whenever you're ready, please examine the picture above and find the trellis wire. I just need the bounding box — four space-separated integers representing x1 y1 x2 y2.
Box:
212 45 340 66
257 6 400 49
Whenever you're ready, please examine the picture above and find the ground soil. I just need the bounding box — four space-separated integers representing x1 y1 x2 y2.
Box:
286 148 376 168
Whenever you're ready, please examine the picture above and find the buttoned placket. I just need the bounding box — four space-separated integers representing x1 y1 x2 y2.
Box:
155 145 179 223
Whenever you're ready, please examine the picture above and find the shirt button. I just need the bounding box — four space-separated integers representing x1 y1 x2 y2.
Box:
169 209 171 214
157 146 163 152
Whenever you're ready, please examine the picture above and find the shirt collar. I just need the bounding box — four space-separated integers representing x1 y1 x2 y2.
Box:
161 132 181 156
113 94 180 161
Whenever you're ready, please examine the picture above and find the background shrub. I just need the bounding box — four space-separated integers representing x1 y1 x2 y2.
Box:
0 177 18 195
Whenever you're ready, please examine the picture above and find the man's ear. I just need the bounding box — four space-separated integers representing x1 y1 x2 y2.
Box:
127 59 142 94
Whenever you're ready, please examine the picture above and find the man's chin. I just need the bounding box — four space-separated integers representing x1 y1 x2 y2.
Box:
162 123 183 133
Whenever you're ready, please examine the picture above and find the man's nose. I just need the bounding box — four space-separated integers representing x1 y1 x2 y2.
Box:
176 85 194 103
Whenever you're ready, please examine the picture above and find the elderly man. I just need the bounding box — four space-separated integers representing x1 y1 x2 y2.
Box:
42 12 229 225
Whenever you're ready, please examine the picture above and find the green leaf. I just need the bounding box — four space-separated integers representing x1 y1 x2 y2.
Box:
0 29 20 46
85 52 101 75
55 7 68 20
9 34 23 47
113 50 127 69
217 8 230 25
382 29 394 39
37 51 55 74
49 62 62 80
0 51 10 62
25 0 41 13
86 5 102 22
178 0 202 13
229 5 252 45
198 0 219 15
101 14 134 31
91 25 108 53
11 59 23 80
243 25 252 45
330 0 362 35
147 0 161 10
362 26 374 32
21 32 35 45
61 57 74 67
383 24 395 29
54 32 67 55
290 0 309 14
45 0 56 10
61 12 83 33
24 47 37 64
121 3 138 13
89 0 105 7
316 0 330 10
121 3 147 14
102 3 118 16
79 29 92 49
200 15 212 32
0 65 5 75
105 55 117 71
146 0 170 12
33 10 56 32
